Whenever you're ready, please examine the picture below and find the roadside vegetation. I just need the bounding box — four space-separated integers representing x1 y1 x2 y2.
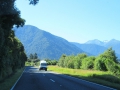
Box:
48 66 120 89
49 48 120 89
15 59 120 90
0 1 27 82
28 47 120 89
58 48 120 77
0 68 25 90
25 48 120 89
0 0 38 89
25 59 58 66
1 48 119 89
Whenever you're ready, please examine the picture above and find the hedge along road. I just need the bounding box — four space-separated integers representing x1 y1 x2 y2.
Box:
11 66 116 90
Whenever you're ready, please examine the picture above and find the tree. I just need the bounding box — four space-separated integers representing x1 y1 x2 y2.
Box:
58 54 66 67
67 55 74 68
94 48 117 71
29 54 34 59
103 47 117 63
94 57 106 71
29 0 39 5
81 56 95 70
0 0 39 81
49 60 58 65
33 53 38 59
74 53 87 69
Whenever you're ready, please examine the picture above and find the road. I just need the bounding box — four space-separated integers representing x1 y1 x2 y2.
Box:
12 66 116 90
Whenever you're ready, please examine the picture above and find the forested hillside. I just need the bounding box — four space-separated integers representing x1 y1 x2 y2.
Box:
14 25 84 59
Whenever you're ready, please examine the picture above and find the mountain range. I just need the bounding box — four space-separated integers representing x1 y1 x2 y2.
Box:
13 25 84 59
72 39 120 59
13 25 120 60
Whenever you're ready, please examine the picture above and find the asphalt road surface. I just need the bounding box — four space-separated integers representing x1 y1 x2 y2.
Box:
12 66 116 90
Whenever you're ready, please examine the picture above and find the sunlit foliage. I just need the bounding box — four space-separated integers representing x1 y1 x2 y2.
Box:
58 48 120 76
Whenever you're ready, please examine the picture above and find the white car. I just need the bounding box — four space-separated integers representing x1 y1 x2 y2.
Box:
39 60 47 71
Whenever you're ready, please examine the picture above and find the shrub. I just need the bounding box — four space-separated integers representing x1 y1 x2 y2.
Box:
94 58 107 71
74 53 87 69
81 56 95 70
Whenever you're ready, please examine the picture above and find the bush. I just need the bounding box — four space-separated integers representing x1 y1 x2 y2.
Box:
74 54 87 69
58 54 66 67
94 58 107 71
105 59 116 72
47 60 58 65
81 56 95 70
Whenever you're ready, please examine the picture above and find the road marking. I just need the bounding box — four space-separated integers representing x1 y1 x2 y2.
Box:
50 79 55 82
10 67 26 90
43 74 45 76
60 85 62 86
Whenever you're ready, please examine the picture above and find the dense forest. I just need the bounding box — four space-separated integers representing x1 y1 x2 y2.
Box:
0 0 39 82
58 48 120 77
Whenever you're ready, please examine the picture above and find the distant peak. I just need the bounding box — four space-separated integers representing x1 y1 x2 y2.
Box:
85 39 102 44
103 40 108 43
85 39 106 46
108 39 120 43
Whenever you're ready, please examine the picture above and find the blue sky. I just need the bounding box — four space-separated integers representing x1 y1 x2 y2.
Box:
15 0 120 43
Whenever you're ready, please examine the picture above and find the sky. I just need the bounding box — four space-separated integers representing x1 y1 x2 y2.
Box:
15 0 120 43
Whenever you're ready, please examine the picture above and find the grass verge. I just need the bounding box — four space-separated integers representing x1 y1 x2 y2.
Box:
48 65 120 90
0 67 25 90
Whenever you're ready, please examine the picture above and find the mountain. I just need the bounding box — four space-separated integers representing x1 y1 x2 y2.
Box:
85 39 120 55
85 39 106 46
71 42 107 56
104 39 120 55
13 25 120 59
72 39 120 59
13 25 84 59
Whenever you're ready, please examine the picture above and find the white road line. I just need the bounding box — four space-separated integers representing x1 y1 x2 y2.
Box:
60 85 62 87
50 79 55 82
10 67 26 90
43 74 45 76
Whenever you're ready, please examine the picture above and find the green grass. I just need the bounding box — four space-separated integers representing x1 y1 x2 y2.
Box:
48 65 120 90
0 68 25 90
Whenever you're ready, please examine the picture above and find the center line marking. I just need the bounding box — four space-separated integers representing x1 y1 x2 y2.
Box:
60 85 62 86
43 74 45 76
50 79 55 82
